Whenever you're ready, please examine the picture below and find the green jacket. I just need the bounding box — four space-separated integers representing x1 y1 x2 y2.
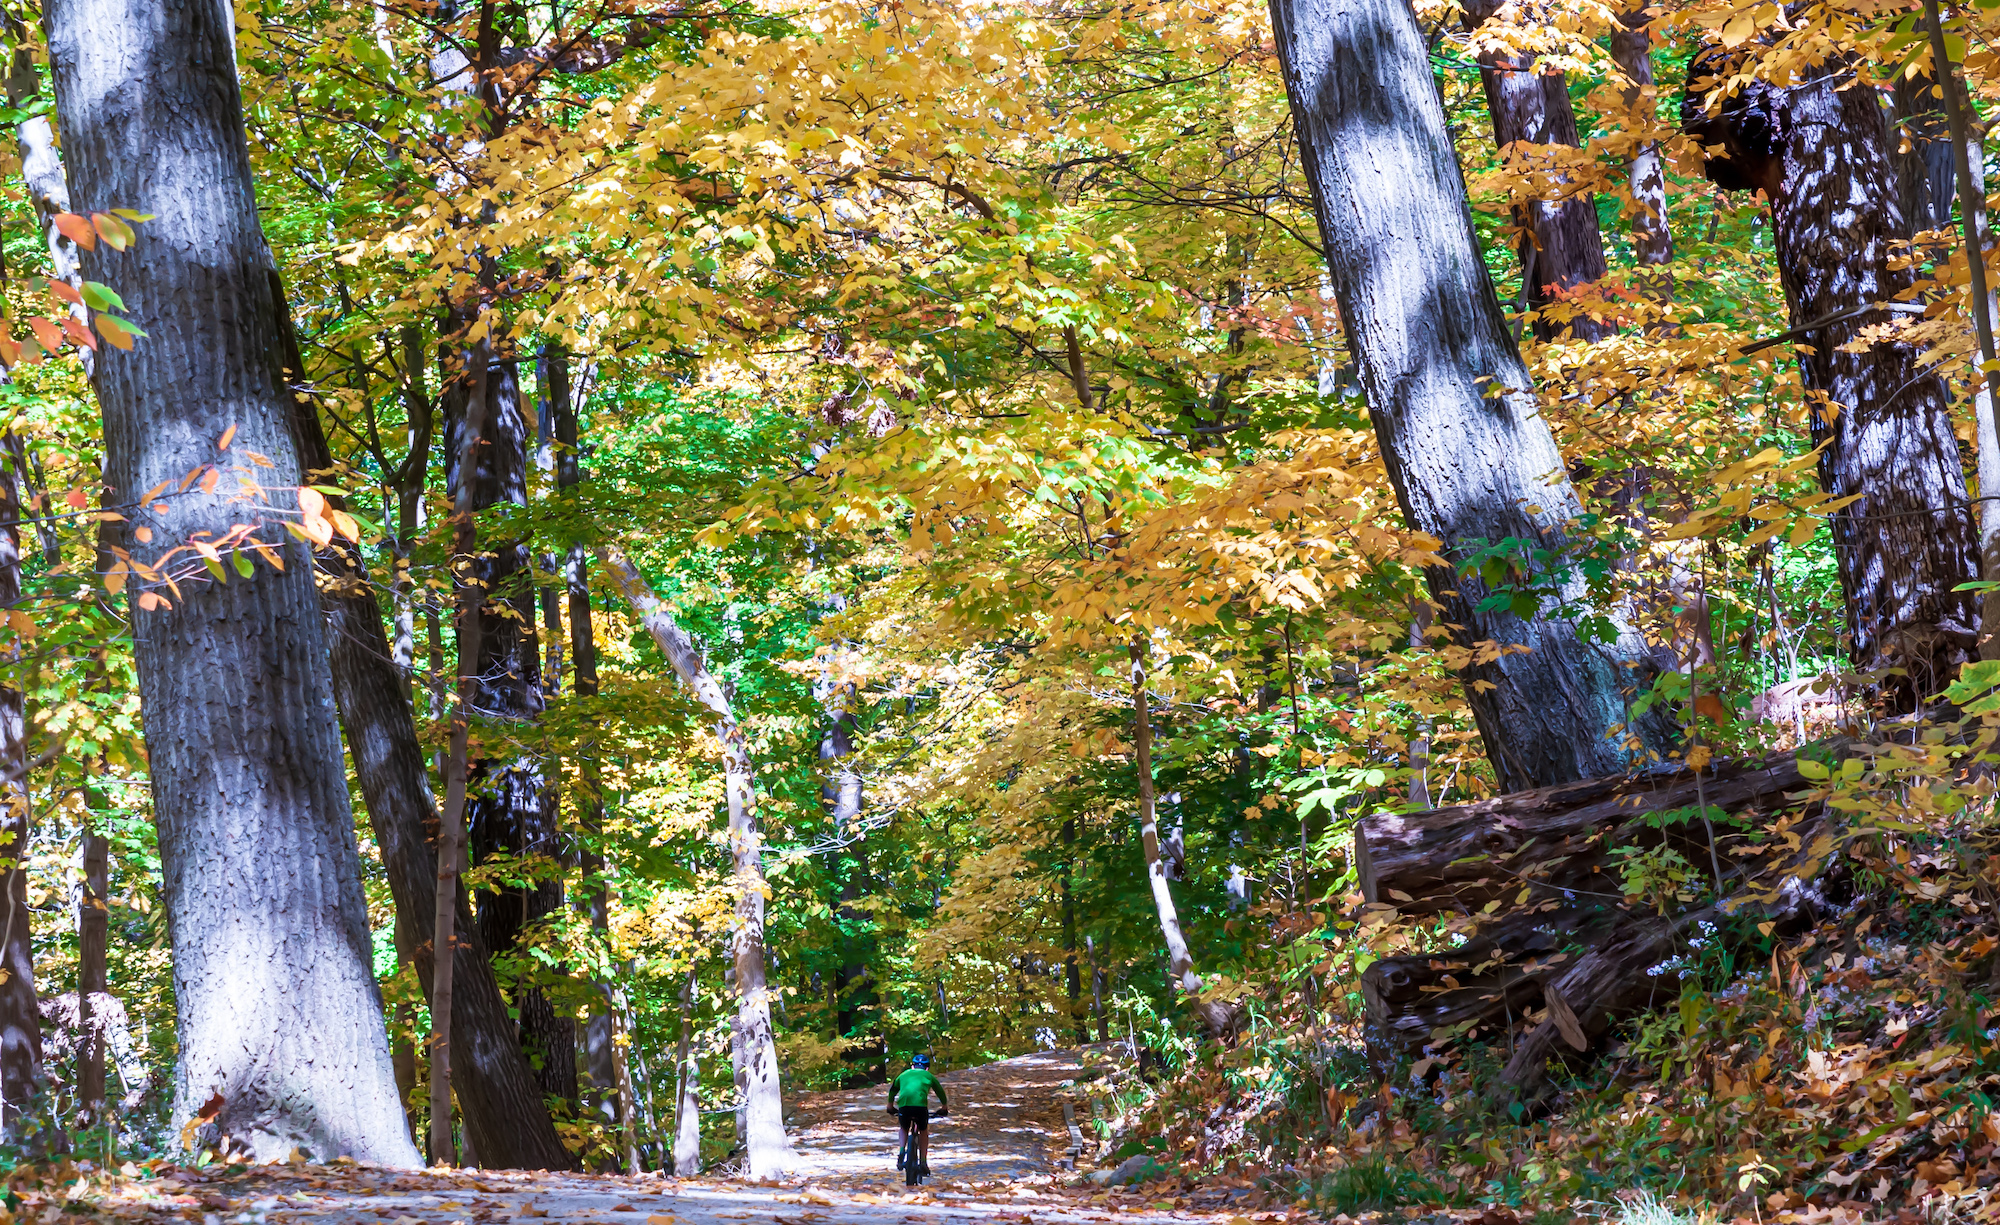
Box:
890 1067 946 1110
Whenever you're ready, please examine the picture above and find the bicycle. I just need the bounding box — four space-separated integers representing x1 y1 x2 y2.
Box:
891 1107 948 1185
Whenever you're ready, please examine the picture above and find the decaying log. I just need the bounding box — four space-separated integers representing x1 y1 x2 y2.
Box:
1356 752 1813 915
1495 807 1841 1100
1357 746 1852 1099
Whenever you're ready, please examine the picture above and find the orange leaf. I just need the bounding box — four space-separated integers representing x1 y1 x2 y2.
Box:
329 509 359 542
198 468 219 495
217 424 237 450
51 213 95 251
137 591 160 611
297 487 326 519
63 317 96 351
65 488 87 510
95 317 136 350
0 335 18 368
26 317 62 353
45 279 80 306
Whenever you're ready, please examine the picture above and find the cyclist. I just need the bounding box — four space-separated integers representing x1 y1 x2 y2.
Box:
887 1053 948 1183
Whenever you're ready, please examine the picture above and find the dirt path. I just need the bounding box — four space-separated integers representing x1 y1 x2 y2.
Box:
786 1048 1083 1186
58 1050 1279 1225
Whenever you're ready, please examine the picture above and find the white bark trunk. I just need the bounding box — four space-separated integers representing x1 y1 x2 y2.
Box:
602 547 791 1176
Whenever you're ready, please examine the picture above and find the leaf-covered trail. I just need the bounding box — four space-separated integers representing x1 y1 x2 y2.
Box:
59 1050 1283 1225
785 1046 1081 1184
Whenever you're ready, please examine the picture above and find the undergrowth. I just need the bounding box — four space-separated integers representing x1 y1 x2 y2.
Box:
1082 724 2000 1224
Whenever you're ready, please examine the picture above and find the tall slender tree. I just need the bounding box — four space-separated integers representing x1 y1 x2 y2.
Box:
41 0 417 1163
270 273 571 1169
602 547 791 1177
1464 0 1610 340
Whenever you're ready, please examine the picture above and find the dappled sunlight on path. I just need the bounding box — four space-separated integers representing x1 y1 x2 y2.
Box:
48 1049 1291 1224
786 1047 1083 1186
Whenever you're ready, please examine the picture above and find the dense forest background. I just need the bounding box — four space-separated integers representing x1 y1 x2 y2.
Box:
0 0 1994 1213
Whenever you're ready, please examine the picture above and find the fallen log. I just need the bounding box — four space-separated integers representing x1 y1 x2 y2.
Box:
1357 746 1846 1083
1355 752 1813 915
1495 807 1843 1101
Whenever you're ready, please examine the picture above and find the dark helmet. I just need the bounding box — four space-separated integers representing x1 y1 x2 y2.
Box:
912 1053 931 1068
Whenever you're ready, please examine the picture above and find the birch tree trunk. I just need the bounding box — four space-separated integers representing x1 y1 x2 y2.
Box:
601 548 790 1176
1609 8 1671 271
673 967 701 1176
42 0 415 1164
1269 0 1679 791
1685 56 1981 701
1130 642 1239 1038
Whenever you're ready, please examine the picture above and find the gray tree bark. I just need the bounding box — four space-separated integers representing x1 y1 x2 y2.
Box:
601 548 791 1176
1685 54 1981 702
1269 0 1678 791
538 344 618 1139
441 340 575 1110
269 276 572 1169
0 33 69 1136
1463 0 1610 340
0 408 37 1134
42 0 416 1164
673 967 701 1175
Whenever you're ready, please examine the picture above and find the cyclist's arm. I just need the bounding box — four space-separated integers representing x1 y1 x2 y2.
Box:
932 1075 948 1112
888 1078 899 1113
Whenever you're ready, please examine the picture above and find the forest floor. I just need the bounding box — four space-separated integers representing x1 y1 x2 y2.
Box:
42 1049 1286 1225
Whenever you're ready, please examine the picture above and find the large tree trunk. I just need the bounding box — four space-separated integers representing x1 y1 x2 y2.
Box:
1268 0 1678 792
269 280 572 1170
42 0 415 1164
442 346 576 1110
601 549 791 1176
1464 0 1609 340
1685 55 1980 702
